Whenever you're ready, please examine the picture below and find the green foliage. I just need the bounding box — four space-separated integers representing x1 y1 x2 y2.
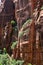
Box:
11 20 17 27
11 41 18 49
14 26 18 31
19 28 29 38
3 48 7 54
18 19 32 38
19 31 24 38
16 60 24 65
0 54 10 65
0 53 24 65
13 26 18 32
22 19 32 29
41 6 43 10
28 63 32 65
11 20 16 25
23 28 29 35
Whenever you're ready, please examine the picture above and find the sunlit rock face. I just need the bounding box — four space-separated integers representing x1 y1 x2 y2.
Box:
0 0 5 13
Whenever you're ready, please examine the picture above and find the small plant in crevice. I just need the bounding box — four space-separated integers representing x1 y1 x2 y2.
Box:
11 20 17 27
28 63 32 65
11 41 18 50
18 19 32 38
3 48 7 54
41 6 43 10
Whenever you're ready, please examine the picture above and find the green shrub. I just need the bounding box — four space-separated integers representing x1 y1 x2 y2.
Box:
11 41 18 49
0 53 24 65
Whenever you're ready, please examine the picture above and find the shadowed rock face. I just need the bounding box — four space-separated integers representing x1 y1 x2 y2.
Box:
0 0 14 53
0 0 14 25
36 10 43 63
39 17 43 33
4 0 14 13
38 20 43 51
36 11 43 48
40 0 43 3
